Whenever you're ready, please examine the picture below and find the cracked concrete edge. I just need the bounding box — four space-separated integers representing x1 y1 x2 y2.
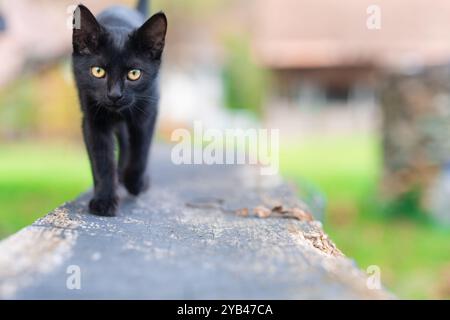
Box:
0 207 79 299
285 222 394 299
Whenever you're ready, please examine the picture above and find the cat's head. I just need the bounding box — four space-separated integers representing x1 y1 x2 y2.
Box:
72 5 167 112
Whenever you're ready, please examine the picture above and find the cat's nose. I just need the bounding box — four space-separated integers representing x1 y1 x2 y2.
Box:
107 91 123 103
107 84 123 103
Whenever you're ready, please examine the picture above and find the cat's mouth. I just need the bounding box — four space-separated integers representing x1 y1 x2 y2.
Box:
103 101 132 113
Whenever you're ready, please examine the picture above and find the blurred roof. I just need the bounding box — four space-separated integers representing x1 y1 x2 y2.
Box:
0 0 124 88
252 0 450 69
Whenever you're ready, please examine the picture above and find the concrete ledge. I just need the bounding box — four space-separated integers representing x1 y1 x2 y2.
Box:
0 146 391 299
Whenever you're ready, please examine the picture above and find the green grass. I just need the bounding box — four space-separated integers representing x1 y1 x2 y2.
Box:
0 142 91 236
280 134 379 209
280 134 450 299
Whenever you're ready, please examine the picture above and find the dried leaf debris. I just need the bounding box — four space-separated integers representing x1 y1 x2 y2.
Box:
236 205 314 222
302 231 343 257
186 198 341 256
236 204 341 256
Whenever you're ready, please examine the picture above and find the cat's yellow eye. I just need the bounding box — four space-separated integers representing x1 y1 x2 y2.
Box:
91 67 106 79
127 69 142 81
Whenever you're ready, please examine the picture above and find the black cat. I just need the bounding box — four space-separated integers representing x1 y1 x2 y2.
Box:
72 0 167 216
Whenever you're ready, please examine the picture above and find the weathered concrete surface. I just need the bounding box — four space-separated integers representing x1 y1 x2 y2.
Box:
0 146 391 299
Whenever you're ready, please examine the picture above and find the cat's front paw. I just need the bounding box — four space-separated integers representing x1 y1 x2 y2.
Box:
124 172 150 196
89 196 118 217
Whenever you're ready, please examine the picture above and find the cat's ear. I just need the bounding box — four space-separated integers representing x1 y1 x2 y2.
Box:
135 12 167 59
72 5 102 55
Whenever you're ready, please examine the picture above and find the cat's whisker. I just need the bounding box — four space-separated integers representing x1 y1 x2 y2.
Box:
93 102 103 120
133 104 150 117
128 104 137 126
134 95 159 102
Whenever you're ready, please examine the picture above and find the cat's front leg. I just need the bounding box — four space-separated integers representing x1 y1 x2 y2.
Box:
123 115 156 196
82 118 119 216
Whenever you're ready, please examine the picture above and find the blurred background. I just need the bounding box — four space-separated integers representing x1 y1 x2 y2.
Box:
1 0 450 299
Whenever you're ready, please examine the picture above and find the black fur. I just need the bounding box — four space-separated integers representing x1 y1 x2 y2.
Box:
72 2 167 216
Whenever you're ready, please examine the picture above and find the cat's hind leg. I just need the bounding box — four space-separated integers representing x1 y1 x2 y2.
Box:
123 114 156 196
115 122 129 184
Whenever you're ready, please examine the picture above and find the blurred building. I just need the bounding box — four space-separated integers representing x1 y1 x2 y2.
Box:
250 0 450 137
252 0 450 100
